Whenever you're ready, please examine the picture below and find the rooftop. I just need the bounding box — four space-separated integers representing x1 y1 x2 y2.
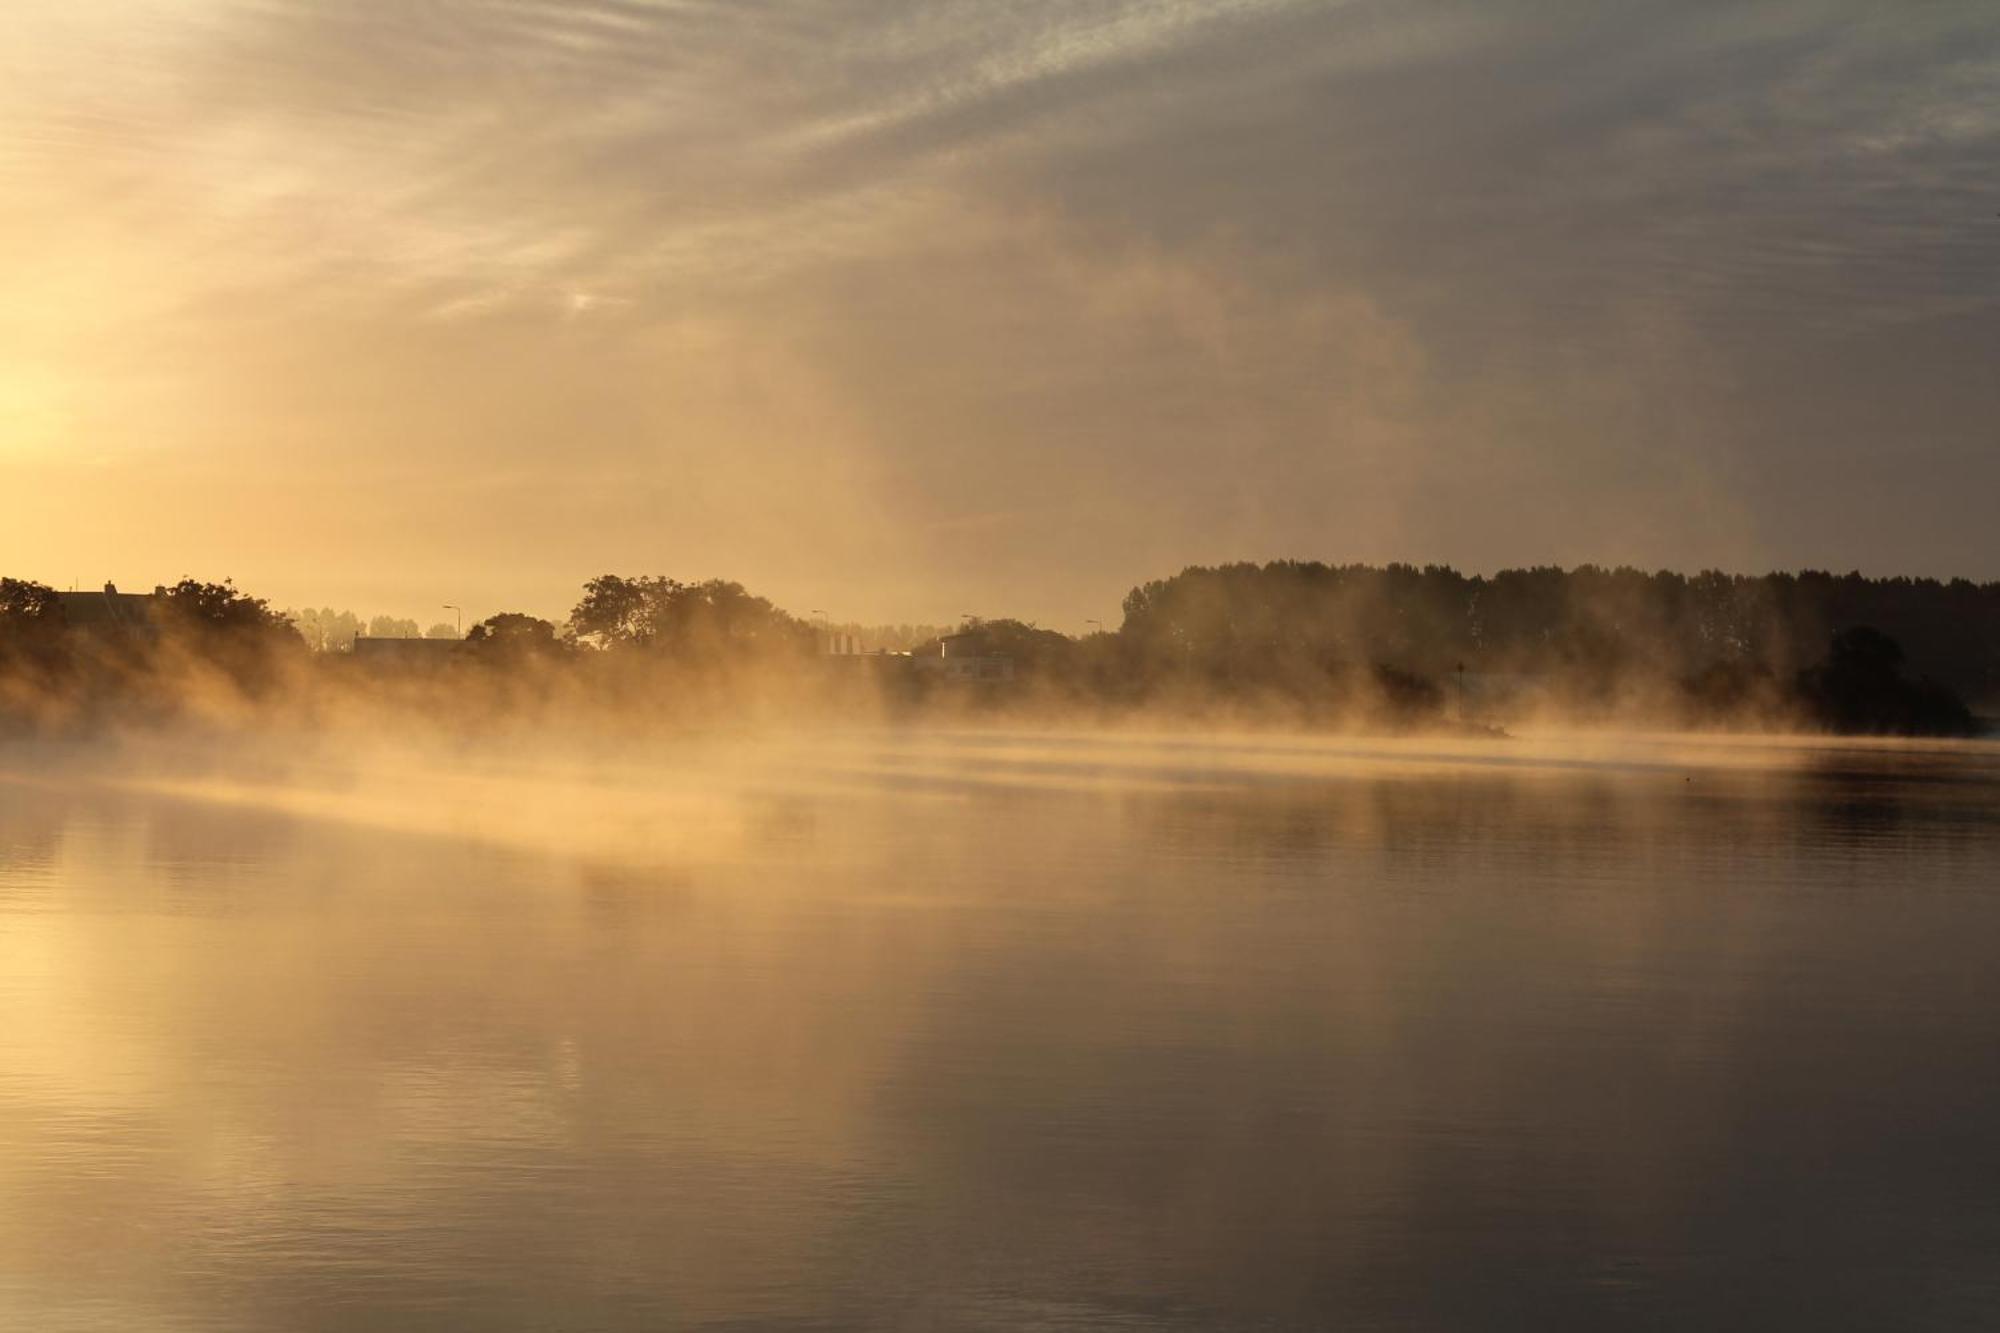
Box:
56 583 162 632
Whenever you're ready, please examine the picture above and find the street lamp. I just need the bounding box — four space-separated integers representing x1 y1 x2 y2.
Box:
443 604 462 637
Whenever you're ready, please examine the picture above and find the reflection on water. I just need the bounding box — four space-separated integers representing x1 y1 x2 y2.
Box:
3 732 1999 1330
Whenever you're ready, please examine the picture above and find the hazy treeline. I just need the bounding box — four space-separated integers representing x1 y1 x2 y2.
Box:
1113 562 1993 727
0 564 1989 739
282 603 941 658
814 621 955 654
0 577 306 732
288 608 458 651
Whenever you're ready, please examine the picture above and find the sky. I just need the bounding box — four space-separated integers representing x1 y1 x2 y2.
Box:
1 0 1996 630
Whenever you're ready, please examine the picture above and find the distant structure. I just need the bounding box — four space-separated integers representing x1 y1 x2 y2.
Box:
56 582 163 636
913 631 1014 683
350 635 461 669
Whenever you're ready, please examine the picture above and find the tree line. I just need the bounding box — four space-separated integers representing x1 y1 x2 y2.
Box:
1107 562 1991 729
289 608 458 650
0 564 1991 735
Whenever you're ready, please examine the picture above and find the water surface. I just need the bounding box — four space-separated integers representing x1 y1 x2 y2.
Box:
3 731 1998 1329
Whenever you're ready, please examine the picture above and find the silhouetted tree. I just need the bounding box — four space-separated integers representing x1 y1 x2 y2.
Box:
159 579 292 633
0 578 60 625
1795 627 1973 736
911 619 1075 676
464 612 565 663
566 576 812 664
154 580 303 699
0 578 68 699
568 575 667 647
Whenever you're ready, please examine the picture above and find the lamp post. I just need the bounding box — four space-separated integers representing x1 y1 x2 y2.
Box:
443 604 462 638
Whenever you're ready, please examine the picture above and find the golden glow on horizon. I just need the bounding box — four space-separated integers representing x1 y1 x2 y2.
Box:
1 0 1995 625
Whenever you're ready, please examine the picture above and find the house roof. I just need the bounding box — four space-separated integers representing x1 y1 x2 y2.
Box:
56 585 160 631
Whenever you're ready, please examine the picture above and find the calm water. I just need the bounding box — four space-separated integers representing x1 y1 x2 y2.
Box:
3 731 1999 1330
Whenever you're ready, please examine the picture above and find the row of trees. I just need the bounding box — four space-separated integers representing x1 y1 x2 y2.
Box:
381 578 821 670
289 608 458 650
0 577 303 728
1 565 1992 735
1116 563 1999 711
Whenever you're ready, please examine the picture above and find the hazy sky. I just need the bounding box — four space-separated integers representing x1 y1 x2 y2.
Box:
2 0 1996 628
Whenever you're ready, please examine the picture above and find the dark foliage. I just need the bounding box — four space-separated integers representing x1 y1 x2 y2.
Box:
1121 562 1998 722
1795 627 1975 736
0 577 61 624
2 563 1990 736
0 578 69 699
156 578 294 633
910 619 1075 672
465 612 565 660
568 576 813 663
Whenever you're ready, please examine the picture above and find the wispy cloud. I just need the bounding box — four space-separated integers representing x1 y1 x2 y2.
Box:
1 0 1996 620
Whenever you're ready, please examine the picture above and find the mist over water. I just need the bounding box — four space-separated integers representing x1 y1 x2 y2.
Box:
7 0 1999 1323
4 729 1998 1329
